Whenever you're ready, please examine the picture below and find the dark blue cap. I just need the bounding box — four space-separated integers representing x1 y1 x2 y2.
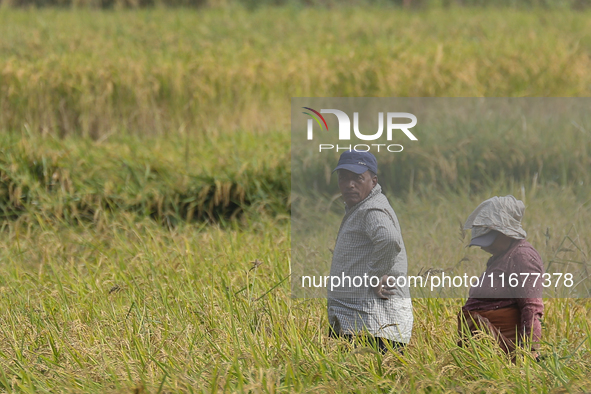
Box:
332 150 378 175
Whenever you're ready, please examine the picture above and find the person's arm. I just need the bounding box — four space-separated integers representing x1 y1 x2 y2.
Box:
363 209 402 299
511 247 544 351
516 297 543 349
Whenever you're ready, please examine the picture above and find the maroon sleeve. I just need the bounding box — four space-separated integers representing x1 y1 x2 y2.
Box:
516 297 544 348
511 244 544 349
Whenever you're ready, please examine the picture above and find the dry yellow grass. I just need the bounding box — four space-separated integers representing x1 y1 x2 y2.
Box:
1 8 591 137
0 189 589 392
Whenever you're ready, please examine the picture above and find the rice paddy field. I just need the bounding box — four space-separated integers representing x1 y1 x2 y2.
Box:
1 4 591 393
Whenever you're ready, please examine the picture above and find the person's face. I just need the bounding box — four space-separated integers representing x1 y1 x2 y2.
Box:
481 233 513 257
337 169 377 207
480 242 499 256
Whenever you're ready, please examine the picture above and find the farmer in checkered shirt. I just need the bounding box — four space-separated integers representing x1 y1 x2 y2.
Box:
328 150 414 354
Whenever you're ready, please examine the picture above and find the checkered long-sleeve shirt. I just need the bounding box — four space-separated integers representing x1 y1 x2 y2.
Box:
327 184 413 344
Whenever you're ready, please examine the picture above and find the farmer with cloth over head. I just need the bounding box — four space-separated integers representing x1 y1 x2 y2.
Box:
459 195 544 360
327 150 413 354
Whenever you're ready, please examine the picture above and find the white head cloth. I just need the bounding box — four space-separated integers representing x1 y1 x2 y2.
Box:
463 195 527 240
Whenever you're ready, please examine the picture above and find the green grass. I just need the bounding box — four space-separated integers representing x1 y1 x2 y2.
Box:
0 133 290 223
2 102 590 224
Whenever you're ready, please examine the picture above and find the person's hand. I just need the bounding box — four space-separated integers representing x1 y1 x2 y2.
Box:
373 275 396 300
